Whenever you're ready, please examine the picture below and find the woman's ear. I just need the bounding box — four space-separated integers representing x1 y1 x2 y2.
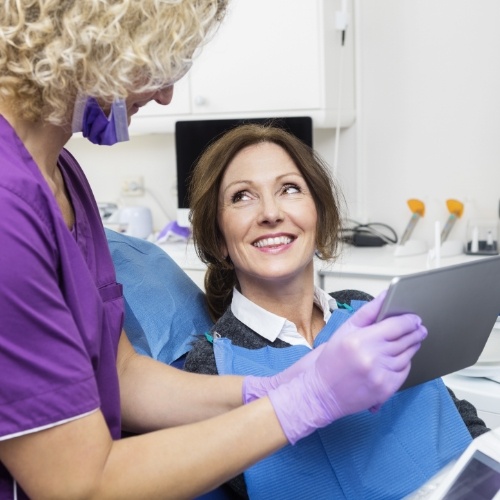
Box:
220 241 228 259
219 242 233 269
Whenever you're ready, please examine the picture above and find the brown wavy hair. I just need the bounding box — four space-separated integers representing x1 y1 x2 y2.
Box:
189 122 344 321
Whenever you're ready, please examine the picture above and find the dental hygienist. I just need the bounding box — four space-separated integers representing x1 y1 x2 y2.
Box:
0 1 428 498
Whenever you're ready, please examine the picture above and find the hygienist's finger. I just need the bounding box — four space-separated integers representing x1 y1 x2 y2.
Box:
372 313 425 342
387 322 427 356
384 341 423 373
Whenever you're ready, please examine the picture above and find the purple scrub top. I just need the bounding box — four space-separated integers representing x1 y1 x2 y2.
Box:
0 116 124 498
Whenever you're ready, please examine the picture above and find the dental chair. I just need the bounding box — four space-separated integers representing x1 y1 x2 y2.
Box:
105 228 213 366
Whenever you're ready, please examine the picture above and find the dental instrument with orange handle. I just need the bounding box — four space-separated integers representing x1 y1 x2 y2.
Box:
441 199 464 243
399 199 425 246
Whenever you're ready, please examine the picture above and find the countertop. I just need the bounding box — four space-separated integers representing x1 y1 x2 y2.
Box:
316 243 486 278
157 239 487 277
157 239 206 271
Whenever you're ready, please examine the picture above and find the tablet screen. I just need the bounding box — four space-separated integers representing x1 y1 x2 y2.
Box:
442 450 500 499
375 256 500 390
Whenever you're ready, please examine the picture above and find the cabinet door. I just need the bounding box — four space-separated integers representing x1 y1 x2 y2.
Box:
190 0 322 115
128 0 354 134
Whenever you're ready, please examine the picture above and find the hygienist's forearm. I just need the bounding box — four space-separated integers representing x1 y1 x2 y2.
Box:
100 397 286 500
117 332 244 433
0 397 286 500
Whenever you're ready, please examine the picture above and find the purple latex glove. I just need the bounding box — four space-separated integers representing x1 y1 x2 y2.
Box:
244 339 381 413
243 293 384 404
243 344 325 404
74 97 130 146
264 292 428 444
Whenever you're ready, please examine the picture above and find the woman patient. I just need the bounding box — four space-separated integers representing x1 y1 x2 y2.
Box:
184 123 487 499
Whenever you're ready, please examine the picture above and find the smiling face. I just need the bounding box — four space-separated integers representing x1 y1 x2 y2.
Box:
218 141 318 294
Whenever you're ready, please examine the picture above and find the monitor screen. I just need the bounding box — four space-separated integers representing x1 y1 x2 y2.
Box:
174 116 313 226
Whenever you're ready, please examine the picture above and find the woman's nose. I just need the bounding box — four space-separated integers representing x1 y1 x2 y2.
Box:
258 196 283 225
154 85 174 106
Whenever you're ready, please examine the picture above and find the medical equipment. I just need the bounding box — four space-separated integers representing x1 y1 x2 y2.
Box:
117 206 153 239
406 426 500 499
400 199 425 245
98 202 119 221
465 219 499 255
99 204 153 239
156 220 191 243
441 199 463 243
340 219 398 247
394 199 428 257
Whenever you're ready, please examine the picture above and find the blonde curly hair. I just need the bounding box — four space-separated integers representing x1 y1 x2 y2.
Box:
0 0 227 125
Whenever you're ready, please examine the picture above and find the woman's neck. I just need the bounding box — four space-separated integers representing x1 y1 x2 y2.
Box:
239 267 324 346
3 112 70 176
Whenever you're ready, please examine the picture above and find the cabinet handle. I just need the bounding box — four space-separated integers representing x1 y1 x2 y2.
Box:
193 95 207 107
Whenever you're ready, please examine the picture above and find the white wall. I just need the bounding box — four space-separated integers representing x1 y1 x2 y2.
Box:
355 0 500 246
67 134 179 231
68 0 500 245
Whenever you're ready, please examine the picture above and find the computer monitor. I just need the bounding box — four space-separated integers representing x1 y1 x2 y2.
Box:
174 116 313 227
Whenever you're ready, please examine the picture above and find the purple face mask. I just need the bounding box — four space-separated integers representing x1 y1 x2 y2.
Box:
72 96 130 146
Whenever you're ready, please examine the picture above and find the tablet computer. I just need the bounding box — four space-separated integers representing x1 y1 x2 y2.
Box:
376 255 500 391
405 426 500 499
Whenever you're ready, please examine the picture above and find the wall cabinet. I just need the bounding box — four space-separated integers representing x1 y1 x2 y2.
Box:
129 0 355 135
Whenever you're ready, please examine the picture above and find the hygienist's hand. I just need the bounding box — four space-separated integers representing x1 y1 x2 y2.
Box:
243 292 413 403
266 292 428 444
243 344 326 403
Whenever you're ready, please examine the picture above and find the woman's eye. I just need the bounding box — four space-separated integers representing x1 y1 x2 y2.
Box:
283 183 301 195
231 190 251 203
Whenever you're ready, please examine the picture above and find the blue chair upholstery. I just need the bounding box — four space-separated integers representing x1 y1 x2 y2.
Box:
105 229 213 365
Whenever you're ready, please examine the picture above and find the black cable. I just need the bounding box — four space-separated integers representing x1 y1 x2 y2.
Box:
340 219 399 247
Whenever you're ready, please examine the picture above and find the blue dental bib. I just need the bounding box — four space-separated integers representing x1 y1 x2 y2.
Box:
214 301 471 500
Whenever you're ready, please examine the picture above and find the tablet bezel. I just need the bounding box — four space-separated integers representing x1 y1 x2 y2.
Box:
376 256 500 391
